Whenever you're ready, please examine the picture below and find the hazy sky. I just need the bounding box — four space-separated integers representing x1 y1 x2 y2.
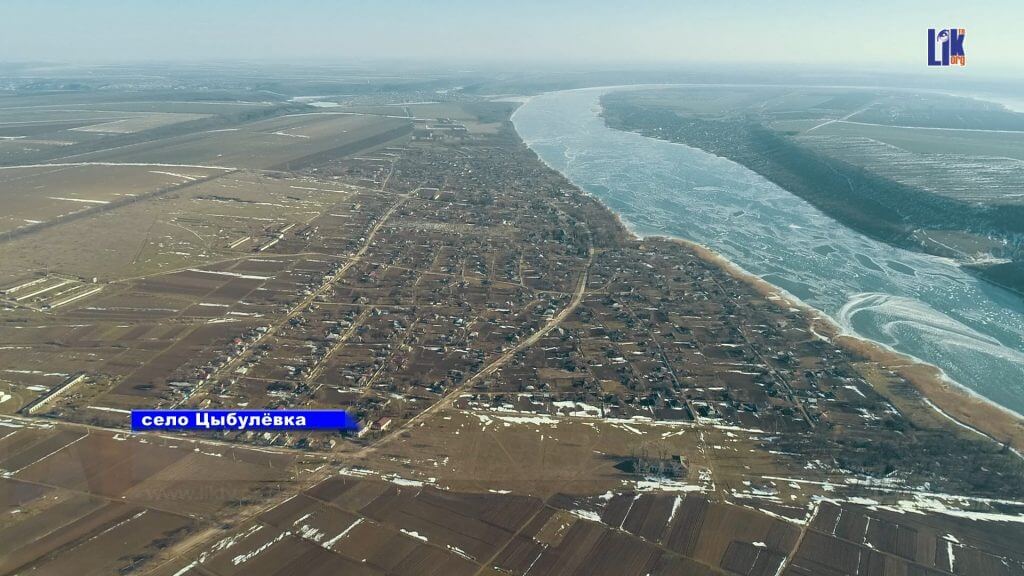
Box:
2 0 1022 74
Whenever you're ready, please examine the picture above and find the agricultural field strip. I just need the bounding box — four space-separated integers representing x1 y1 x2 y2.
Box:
832 119 1024 134
138 468 347 576
776 502 820 574
783 500 1021 575
0 162 239 171
0 431 222 522
467 499 551 576
0 443 308 576
0 415 312 457
0 164 238 247
6 432 88 476
248 488 540 571
164 483 769 576
0 101 269 111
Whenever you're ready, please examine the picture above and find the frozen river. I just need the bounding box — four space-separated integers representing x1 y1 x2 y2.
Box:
513 87 1024 416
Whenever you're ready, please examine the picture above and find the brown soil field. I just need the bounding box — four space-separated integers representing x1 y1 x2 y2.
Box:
0 417 308 574
14 433 189 497
0 428 87 473
348 407 712 498
9 506 193 576
0 164 222 235
790 501 1024 575
66 113 410 170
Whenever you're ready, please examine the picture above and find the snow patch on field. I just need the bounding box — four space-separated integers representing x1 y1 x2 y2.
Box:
171 561 198 576
570 509 602 522
401 528 428 542
494 414 560 426
339 467 432 488
201 523 263 563
667 495 683 524
633 476 705 493
48 196 109 204
149 170 198 181
323 518 363 548
231 529 290 565
187 269 270 280
87 405 130 414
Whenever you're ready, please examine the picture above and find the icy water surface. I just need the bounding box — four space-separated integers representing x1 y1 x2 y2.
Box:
513 87 1024 415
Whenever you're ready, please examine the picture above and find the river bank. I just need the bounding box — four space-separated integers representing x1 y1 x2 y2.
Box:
511 87 1024 454
679 238 1024 453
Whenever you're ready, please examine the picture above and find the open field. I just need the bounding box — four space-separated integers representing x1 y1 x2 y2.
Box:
56 112 412 170
68 112 211 134
148 475 1024 576
798 118 1024 159
0 415 308 575
0 163 225 236
0 103 261 166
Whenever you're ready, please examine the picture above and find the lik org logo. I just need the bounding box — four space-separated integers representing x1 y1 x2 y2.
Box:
928 28 966 66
